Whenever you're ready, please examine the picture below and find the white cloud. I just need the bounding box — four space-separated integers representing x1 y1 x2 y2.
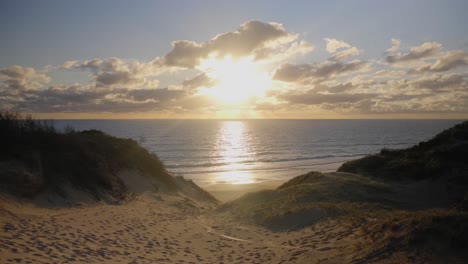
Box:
324 38 351 53
385 38 401 53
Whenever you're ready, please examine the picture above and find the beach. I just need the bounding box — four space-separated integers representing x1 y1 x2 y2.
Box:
1 187 354 264
3 173 467 264
202 180 286 203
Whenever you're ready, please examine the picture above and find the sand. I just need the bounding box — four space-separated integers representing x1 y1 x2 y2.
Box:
0 185 370 264
202 180 285 203
2 177 449 264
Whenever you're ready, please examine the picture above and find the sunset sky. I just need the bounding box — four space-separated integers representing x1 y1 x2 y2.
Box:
1 0 468 119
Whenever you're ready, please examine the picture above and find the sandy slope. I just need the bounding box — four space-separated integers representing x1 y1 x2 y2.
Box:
1 189 378 264
1 171 466 263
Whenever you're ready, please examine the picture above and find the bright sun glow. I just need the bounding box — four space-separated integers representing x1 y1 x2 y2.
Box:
198 55 270 104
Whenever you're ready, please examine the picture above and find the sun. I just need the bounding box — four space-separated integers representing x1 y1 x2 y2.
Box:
198 55 270 104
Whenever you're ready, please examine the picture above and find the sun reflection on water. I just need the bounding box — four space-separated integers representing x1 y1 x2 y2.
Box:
215 121 254 184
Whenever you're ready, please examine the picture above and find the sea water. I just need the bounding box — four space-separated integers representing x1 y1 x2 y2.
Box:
53 119 462 185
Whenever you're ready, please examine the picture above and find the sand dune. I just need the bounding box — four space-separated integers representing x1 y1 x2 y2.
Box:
1 191 351 264
5 178 465 264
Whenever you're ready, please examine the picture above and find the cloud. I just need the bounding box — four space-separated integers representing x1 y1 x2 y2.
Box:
256 40 314 63
62 57 161 88
163 20 298 68
62 59 103 72
267 64 468 115
95 71 140 87
0 65 50 90
373 70 406 78
409 50 468 73
124 88 186 102
314 82 356 93
385 38 401 53
329 47 360 61
273 60 370 83
277 90 378 105
386 42 442 63
182 73 217 90
408 73 466 91
324 38 351 53
2 20 468 117
0 84 194 113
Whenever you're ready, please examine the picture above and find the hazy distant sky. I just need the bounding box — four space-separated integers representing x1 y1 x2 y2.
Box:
1 0 467 118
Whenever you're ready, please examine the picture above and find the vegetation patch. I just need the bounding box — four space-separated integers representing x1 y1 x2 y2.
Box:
0 112 178 201
338 121 468 182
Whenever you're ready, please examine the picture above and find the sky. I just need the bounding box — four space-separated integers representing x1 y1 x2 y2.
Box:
1 0 468 119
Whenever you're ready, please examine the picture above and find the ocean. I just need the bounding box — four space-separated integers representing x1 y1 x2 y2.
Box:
53 119 462 186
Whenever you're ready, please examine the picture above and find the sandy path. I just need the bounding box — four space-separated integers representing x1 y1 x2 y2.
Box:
1 193 362 264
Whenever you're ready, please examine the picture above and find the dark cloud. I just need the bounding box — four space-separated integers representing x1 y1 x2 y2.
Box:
163 20 296 68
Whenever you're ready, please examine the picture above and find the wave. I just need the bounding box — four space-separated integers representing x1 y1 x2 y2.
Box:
165 153 366 169
172 158 357 175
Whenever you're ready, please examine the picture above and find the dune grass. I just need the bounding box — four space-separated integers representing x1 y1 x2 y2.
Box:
352 209 468 262
338 120 468 182
218 171 395 230
0 112 177 200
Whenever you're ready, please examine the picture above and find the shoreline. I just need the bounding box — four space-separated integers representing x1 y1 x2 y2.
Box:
202 179 287 203
186 159 347 203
